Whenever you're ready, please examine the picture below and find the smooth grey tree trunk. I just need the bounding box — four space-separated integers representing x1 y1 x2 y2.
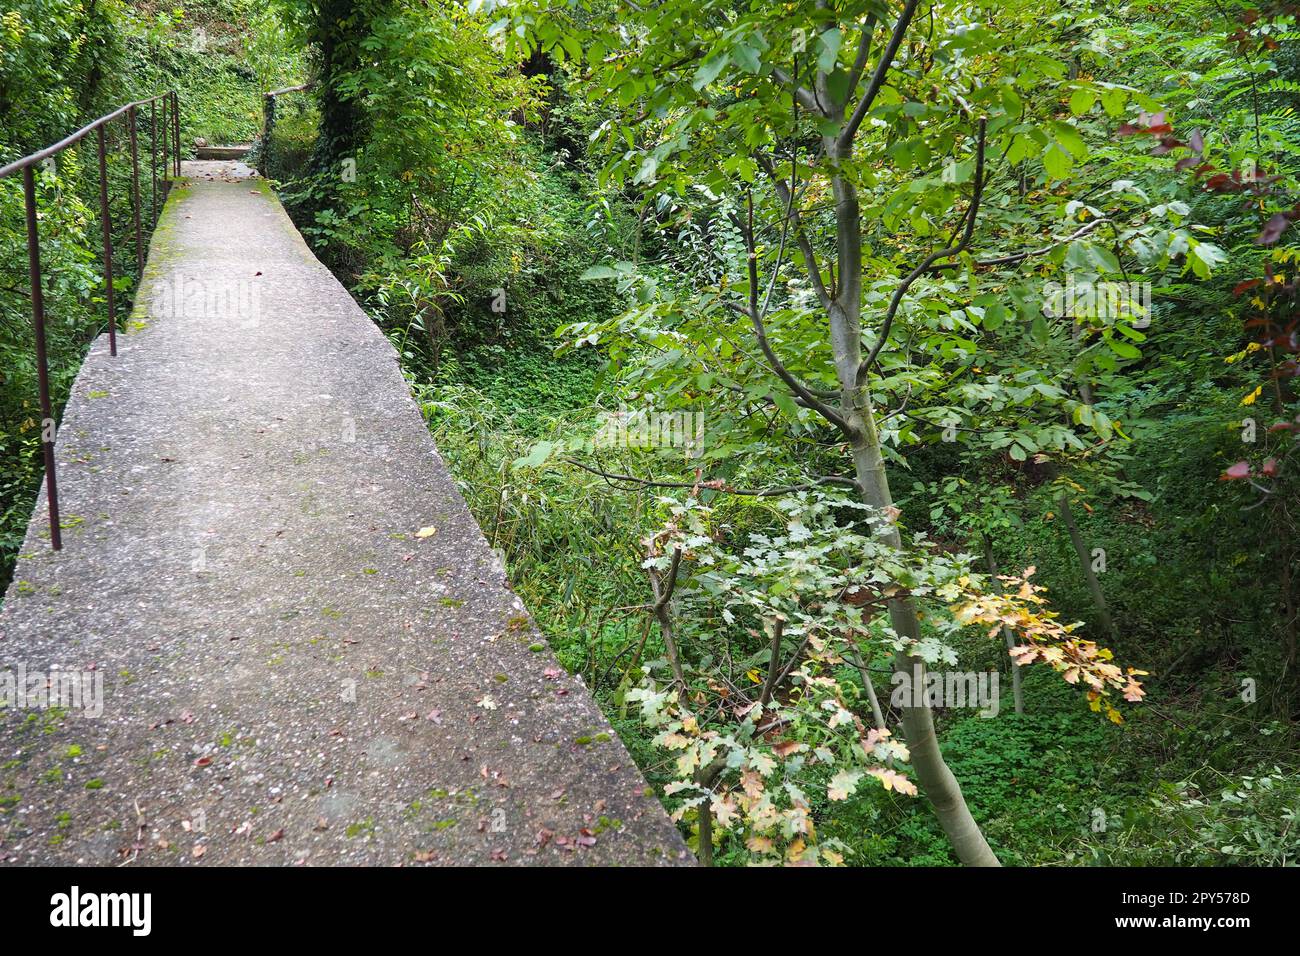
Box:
748 6 1000 866
843 397 1001 866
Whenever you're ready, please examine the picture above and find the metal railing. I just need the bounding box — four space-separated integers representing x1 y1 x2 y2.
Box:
0 90 181 551
259 83 313 178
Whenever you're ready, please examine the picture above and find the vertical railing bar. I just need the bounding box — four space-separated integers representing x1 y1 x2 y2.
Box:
150 100 158 224
96 126 117 357
22 166 62 551
128 106 143 276
160 95 169 199
172 91 181 177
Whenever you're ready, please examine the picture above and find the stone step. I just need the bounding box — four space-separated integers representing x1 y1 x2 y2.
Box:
194 145 251 161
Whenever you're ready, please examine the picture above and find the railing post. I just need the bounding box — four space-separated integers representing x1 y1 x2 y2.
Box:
128 105 144 274
150 100 158 223
22 166 62 551
160 96 169 196
263 92 276 177
172 92 181 177
95 126 117 357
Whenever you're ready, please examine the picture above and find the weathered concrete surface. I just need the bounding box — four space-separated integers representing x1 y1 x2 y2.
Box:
0 163 690 866
185 158 258 180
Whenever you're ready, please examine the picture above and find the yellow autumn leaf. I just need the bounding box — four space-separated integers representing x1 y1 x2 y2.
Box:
415 526 437 538
1241 386 1262 406
746 835 775 854
1224 342 1260 364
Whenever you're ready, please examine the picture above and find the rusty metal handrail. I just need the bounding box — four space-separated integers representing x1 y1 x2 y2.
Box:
259 83 313 178
1 89 181 551
265 83 312 99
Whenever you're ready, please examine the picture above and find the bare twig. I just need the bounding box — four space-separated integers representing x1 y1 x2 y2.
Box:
647 545 686 684
754 149 832 309
562 457 859 496
740 190 852 431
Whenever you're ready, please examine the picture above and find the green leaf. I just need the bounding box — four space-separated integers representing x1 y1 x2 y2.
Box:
512 441 556 470
1190 241 1227 278
1107 337 1141 359
732 42 761 74
773 392 800 419
816 27 842 72
692 55 729 91
1051 121 1087 160
1100 87 1127 116
1068 87 1097 115
1043 142 1072 180
981 303 1007 331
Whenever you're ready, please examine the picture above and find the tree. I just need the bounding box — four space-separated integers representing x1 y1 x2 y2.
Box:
506 0 1174 864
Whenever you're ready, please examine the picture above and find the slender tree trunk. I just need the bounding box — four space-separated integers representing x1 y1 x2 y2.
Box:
1060 492 1115 637
647 547 685 685
695 760 725 866
819 124 999 865
849 644 887 729
844 402 1001 866
758 619 786 709
983 534 1024 714
697 794 714 867
1054 478 1117 642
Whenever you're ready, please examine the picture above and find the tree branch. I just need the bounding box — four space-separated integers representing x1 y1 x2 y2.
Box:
647 545 685 685
844 14 880 104
857 117 987 386
770 66 825 115
562 457 860 496
740 190 852 431
839 0 922 150
926 216 1112 273
754 149 832 308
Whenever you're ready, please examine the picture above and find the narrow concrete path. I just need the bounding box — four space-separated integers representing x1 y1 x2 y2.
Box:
0 164 688 866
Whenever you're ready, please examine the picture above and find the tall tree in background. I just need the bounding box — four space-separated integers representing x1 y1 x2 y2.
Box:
274 0 394 183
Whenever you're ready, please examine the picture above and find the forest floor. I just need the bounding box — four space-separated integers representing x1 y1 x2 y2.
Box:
0 164 686 866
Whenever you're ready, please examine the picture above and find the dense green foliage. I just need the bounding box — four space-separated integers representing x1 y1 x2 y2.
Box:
5 0 1298 865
